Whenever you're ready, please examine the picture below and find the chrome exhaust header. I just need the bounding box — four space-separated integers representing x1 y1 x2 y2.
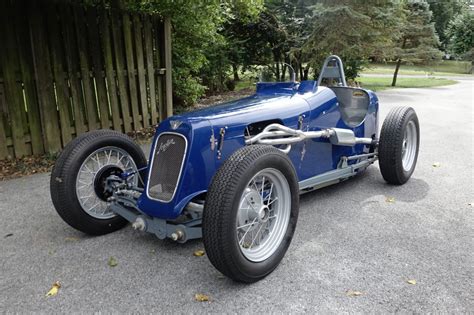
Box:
245 123 374 147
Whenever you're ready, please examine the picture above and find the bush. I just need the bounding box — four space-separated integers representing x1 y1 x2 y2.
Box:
225 79 236 91
447 12 474 61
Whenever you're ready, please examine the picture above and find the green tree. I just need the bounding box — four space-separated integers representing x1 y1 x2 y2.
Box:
221 6 279 82
116 0 263 105
268 0 315 81
427 0 468 50
446 12 474 61
203 2 265 91
302 0 404 80
391 1 442 86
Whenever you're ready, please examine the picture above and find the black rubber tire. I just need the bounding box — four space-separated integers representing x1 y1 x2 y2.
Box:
202 145 299 283
378 106 420 185
50 130 147 235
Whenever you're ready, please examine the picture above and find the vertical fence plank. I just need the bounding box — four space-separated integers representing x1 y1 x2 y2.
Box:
1 2 170 158
133 15 149 127
163 18 173 119
122 13 141 130
153 20 165 122
0 84 9 158
47 2 72 146
74 6 99 131
144 16 157 124
100 9 122 132
29 3 61 153
111 12 132 133
86 7 110 129
15 0 44 155
0 1 27 157
60 3 87 136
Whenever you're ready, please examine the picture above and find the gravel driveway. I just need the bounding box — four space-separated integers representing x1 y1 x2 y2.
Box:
1 78 473 313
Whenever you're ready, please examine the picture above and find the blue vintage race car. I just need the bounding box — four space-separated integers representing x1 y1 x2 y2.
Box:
51 56 420 283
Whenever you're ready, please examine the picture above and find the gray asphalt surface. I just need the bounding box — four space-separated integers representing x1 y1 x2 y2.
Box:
1 79 473 313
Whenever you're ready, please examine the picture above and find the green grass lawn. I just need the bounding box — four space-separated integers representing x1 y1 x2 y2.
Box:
358 76 458 92
363 60 472 76
236 76 458 92
232 64 463 93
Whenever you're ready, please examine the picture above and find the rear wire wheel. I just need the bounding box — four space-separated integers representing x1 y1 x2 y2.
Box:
378 106 420 184
203 145 299 283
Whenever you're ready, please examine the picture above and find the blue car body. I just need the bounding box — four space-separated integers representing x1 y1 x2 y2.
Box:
137 80 379 220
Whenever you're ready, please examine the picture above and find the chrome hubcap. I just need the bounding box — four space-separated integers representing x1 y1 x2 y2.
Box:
75 147 138 219
402 120 417 172
236 168 291 262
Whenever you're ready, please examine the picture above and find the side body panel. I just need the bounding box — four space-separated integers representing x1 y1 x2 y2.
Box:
138 81 379 220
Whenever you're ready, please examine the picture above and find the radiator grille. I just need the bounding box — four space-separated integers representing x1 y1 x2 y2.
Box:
147 133 187 202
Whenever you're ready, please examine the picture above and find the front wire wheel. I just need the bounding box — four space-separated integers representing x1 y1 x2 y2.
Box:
76 146 139 219
203 145 299 283
237 169 291 262
50 130 147 235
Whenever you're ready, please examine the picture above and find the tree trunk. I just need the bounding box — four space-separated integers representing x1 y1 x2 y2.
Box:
303 64 310 81
275 61 281 82
392 58 402 87
110 0 123 9
392 38 407 87
232 64 239 81
294 61 299 81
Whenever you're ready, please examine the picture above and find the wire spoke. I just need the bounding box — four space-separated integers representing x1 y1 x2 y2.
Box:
106 150 112 165
237 220 257 230
265 183 274 203
267 197 278 206
250 221 266 248
239 217 258 245
79 194 93 200
88 201 100 213
82 163 95 175
252 180 259 192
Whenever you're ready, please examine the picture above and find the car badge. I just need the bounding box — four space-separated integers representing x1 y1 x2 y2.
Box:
170 120 182 130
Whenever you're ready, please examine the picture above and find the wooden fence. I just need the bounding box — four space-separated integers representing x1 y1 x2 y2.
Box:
0 0 172 159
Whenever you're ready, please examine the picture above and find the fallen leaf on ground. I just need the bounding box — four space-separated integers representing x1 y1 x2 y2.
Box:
195 293 210 302
386 197 395 203
432 162 441 167
0 154 57 180
346 290 363 297
46 281 61 297
193 250 205 257
64 237 79 242
407 279 417 285
108 256 118 267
